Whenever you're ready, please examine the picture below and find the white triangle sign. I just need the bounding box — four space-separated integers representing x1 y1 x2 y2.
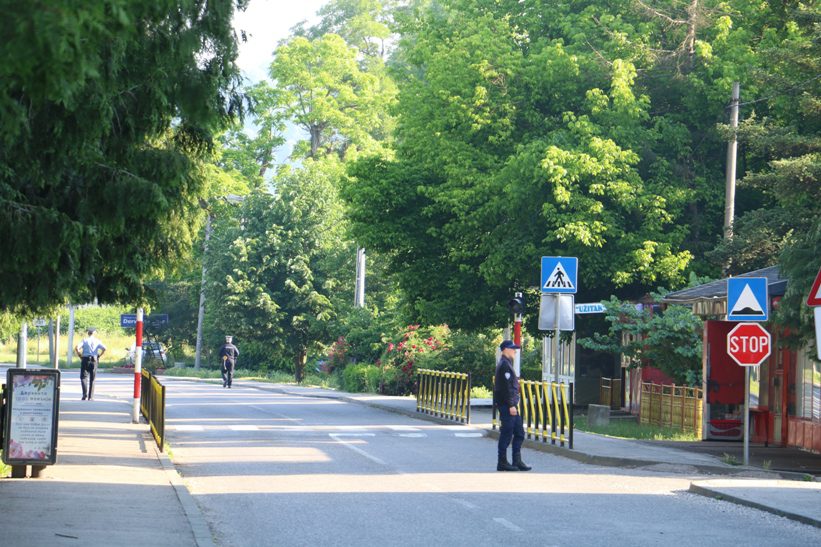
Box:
543 262 575 291
730 284 766 317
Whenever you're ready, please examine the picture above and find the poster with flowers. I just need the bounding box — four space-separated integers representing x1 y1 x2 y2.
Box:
3 369 60 465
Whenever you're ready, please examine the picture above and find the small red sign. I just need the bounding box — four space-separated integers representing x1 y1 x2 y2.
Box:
727 322 771 367
807 266 821 306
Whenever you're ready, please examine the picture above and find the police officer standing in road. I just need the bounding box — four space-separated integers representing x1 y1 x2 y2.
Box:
218 335 240 388
494 340 531 471
74 327 106 401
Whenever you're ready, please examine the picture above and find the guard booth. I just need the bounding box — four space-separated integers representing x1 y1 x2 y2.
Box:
663 266 821 452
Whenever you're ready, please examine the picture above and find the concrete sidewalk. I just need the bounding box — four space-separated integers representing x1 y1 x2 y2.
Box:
0 373 213 547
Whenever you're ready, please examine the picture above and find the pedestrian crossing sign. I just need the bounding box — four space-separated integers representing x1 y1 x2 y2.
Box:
541 256 578 294
727 277 768 322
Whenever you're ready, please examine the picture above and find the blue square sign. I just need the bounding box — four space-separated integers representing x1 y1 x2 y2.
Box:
727 277 768 321
541 256 578 294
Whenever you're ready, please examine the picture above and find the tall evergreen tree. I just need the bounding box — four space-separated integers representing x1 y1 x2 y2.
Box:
0 0 246 314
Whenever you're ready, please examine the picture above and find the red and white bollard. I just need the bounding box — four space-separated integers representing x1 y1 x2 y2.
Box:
132 308 143 423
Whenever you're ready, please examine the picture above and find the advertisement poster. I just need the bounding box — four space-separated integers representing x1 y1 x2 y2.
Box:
2 369 60 465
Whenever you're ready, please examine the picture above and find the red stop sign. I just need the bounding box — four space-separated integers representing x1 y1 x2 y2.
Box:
727 322 771 366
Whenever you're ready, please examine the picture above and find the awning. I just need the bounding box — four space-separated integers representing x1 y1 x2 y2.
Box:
661 266 788 317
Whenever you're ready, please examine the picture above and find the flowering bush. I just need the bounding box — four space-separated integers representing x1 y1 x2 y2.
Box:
323 336 350 374
378 324 449 395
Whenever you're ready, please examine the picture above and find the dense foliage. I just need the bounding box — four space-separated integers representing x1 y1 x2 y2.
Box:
7 1 817 381
0 0 247 315
578 294 704 385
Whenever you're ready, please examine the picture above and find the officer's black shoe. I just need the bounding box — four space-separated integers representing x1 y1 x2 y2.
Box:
513 453 532 471
497 455 518 471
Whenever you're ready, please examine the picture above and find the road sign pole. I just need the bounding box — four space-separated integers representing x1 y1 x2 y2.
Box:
553 295 560 383
132 308 143 424
743 366 750 466
815 307 821 361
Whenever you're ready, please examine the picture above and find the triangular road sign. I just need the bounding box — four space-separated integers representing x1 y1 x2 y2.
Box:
543 262 575 291
730 284 765 317
727 277 768 321
807 266 821 306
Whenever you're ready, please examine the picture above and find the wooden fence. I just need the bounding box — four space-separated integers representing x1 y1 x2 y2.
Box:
639 382 702 437
599 377 623 409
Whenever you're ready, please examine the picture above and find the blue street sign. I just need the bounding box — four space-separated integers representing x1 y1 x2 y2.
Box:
575 302 605 314
120 313 169 328
727 277 768 321
541 256 578 294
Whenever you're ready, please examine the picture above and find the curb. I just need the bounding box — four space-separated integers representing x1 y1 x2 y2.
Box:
688 482 821 529
149 433 216 547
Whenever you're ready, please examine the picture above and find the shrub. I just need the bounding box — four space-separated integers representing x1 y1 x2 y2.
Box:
342 363 381 392
415 330 497 388
324 336 349 374
379 324 448 395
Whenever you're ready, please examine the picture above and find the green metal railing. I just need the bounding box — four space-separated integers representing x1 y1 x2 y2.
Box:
140 369 166 451
416 369 471 424
493 379 574 449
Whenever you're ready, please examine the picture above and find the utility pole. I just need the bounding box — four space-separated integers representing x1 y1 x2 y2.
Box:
194 213 213 370
354 247 366 307
66 305 75 368
723 82 740 273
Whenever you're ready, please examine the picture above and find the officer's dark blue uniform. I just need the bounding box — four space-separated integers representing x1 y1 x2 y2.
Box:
494 340 531 471
218 335 240 388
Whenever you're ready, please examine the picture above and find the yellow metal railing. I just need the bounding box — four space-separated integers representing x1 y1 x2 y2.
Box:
639 381 702 437
140 369 166 451
493 379 574 449
416 369 471 424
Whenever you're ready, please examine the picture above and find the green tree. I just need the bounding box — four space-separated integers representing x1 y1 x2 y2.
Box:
296 0 397 61
0 0 246 314
345 1 695 329
205 160 345 378
578 294 703 385
708 1 820 347
269 33 396 159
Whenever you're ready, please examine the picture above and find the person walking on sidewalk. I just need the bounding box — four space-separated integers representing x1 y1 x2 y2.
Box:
219 335 240 388
494 339 531 471
74 327 106 401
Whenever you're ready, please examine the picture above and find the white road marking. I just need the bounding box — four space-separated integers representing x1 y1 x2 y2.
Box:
452 498 478 510
398 433 427 438
493 518 523 532
329 433 386 465
230 425 258 431
388 425 421 432
454 432 483 438
172 425 205 431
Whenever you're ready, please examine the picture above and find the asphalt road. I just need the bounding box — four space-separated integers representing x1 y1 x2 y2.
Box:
158 378 821 547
